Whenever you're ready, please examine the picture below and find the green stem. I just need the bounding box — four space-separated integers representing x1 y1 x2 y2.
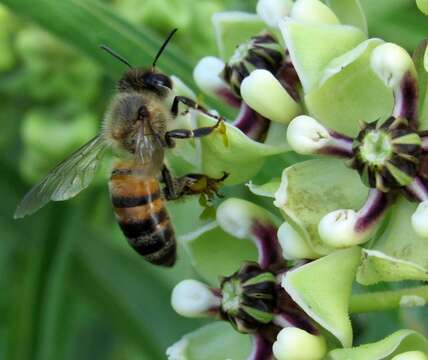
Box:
349 285 428 313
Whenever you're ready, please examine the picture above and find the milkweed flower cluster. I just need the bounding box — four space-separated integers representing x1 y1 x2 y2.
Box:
164 0 428 359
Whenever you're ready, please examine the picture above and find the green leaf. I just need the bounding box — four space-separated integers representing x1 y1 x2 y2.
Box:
180 222 258 286
74 229 202 358
274 158 368 255
7 206 75 360
166 322 251 360
326 0 368 34
212 11 266 60
0 0 195 85
280 19 366 92
327 329 428 360
305 38 393 137
357 198 428 284
282 247 362 347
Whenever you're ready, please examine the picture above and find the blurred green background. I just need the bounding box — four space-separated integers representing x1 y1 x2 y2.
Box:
0 0 427 359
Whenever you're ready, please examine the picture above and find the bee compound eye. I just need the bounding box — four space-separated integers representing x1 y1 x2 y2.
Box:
147 73 172 90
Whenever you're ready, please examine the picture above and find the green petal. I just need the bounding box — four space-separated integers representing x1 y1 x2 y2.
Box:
305 39 393 137
212 12 266 60
274 158 368 255
357 198 428 285
166 322 251 360
247 178 281 198
357 249 428 285
179 222 257 286
327 329 428 360
280 19 366 92
197 115 289 185
282 246 362 347
325 0 367 34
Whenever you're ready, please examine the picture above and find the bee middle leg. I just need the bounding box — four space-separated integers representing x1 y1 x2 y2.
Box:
165 96 225 148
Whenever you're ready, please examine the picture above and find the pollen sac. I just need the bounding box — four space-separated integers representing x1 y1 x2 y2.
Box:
349 117 421 192
219 261 276 334
221 32 284 97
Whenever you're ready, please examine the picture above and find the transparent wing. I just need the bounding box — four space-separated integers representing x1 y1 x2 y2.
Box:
15 135 108 219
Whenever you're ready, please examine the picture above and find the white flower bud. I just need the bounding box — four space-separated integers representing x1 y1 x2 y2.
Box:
256 0 293 27
416 0 428 15
278 222 318 260
371 43 415 89
171 279 219 318
290 0 340 25
318 209 366 247
216 198 271 239
193 56 228 99
241 69 301 124
392 351 428 360
272 327 327 360
287 115 330 155
411 200 428 238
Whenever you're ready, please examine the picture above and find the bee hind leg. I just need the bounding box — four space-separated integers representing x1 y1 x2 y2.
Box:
161 165 229 201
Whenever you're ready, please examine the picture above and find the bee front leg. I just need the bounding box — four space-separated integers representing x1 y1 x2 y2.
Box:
166 96 226 147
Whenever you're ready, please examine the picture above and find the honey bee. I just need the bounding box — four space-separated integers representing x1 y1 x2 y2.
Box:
15 29 228 267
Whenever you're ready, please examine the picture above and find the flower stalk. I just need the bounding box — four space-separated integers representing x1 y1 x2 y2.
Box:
349 285 428 313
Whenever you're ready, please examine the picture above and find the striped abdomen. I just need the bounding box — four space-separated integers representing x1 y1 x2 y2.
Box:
109 170 176 267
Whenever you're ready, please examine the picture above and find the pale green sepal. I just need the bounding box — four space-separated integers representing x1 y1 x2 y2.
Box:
306 39 393 137
274 158 368 255
417 0 428 15
325 0 367 34
360 198 428 282
197 114 289 185
166 322 251 360
212 12 266 60
279 18 366 92
326 329 428 360
179 222 257 286
282 246 362 347
171 75 197 100
247 178 281 198
357 249 428 285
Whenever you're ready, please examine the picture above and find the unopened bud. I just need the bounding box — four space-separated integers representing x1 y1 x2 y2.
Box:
318 209 365 247
171 279 220 318
287 115 330 155
241 69 301 123
272 327 327 360
371 43 415 89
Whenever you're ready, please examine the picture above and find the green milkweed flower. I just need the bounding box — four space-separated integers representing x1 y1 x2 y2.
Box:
167 0 428 359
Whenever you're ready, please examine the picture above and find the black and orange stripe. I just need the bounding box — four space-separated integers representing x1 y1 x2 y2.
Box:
109 166 176 267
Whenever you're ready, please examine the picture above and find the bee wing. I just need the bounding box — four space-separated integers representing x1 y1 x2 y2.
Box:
15 135 108 219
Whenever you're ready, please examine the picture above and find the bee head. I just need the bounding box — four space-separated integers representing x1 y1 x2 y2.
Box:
117 69 173 96
100 29 178 97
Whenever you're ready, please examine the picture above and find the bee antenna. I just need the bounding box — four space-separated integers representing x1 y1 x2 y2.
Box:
99 45 133 68
152 28 178 68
